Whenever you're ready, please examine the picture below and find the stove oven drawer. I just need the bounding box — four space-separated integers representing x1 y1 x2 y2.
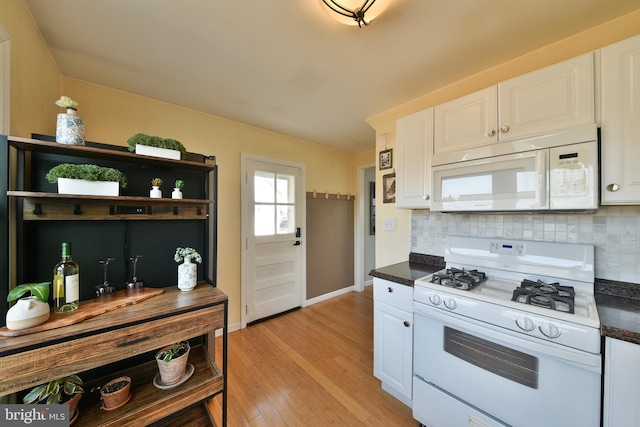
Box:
413 377 508 427
373 278 413 312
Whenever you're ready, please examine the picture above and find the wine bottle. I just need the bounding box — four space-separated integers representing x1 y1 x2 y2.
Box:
53 242 80 313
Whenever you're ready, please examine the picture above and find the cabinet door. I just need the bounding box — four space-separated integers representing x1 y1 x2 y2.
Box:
600 35 640 204
603 337 640 427
499 53 594 142
395 108 433 209
434 86 498 155
373 301 413 401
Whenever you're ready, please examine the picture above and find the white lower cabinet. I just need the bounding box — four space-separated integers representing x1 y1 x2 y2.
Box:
603 337 640 427
373 278 413 405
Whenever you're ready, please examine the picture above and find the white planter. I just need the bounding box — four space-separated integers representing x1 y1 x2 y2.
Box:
172 188 183 199
6 296 50 330
150 186 162 198
177 256 197 291
135 144 181 160
58 178 120 196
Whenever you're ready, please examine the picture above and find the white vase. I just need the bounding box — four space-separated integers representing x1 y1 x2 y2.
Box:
172 188 183 199
150 186 162 198
177 256 197 291
6 296 50 330
56 108 85 145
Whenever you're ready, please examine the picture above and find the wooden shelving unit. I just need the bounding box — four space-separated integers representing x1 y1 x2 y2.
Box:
0 135 226 425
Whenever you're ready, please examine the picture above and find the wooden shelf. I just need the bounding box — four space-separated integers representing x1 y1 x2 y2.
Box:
8 191 213 220
7 136 215 172
77 345 222 427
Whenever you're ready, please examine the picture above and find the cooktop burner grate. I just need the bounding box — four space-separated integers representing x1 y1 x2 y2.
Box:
511 279 575 313
430 268 487 290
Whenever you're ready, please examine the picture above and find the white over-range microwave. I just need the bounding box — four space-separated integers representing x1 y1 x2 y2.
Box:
430 140 599 212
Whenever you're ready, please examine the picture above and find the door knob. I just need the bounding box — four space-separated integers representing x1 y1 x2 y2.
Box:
487 129 496 137
500 125 510 133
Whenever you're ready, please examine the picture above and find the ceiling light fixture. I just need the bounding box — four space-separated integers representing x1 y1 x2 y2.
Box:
319 0 391 28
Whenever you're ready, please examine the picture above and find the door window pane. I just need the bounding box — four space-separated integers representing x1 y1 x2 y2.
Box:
255 205 275 236
255 171 275 203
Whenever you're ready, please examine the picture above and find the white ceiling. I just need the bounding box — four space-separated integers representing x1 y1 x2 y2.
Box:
24 0 640 152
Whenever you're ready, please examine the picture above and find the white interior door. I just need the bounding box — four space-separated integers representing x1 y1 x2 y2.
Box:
241 154 305 325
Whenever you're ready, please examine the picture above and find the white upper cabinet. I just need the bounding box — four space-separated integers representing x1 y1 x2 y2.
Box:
395 108 434 209
600 34 640 204
434 87 497 155
434 53 595 161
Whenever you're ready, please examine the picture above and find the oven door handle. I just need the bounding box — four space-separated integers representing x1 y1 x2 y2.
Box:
414 303 601 373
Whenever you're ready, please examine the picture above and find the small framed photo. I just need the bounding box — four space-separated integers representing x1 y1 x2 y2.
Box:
379 149 392 170
383 173 396 204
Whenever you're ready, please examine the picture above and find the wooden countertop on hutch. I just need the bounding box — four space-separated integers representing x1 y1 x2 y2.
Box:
0 284 227 426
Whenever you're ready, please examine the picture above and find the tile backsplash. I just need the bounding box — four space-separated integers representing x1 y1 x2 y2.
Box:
411 205 640 284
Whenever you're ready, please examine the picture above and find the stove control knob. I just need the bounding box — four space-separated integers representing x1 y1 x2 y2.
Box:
539 323 561 339
428 294 441 305
444 298 457 310
516 317 535 331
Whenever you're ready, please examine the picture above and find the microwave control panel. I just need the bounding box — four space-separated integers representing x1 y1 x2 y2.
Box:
550 141 597 198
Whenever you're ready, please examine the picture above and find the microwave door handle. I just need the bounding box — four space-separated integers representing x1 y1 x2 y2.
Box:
537 150 548 208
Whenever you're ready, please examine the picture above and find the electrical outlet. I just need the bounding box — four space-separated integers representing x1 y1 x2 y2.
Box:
383 218 396 231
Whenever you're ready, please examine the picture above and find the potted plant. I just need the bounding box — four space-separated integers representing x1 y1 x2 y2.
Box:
172 179 184 199
55 96 85 146
150 177 163 198
23 375 84 420
100 376 132 410
6 282 51 330
46 163 128 196
155 341 191 386
174 247 202 291
127 133 187 160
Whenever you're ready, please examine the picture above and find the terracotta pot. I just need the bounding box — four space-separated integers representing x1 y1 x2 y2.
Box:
65 392 82 421
156 344 190 385
100 376 131 410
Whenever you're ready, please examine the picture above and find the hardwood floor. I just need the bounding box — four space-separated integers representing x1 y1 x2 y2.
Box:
213 286 416 427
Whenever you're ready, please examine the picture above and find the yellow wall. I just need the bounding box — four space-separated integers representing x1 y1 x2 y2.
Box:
366 9 640 269
1 0 359 327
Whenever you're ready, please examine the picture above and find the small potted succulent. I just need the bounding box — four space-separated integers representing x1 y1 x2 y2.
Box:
100 376 132 410
6 282 51 330
127 133 187 160
174 247 202 291
55 96 85 146
46 163 128 196
172 179 184 199
150 177 163 198
24 375 84 420
155 341 191 386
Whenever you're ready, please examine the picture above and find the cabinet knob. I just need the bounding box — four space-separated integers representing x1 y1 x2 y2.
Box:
423 195 430 200
387 287 393 293
607 183 620 192
403 321 410 328
486 129 496 137
500 125 510 133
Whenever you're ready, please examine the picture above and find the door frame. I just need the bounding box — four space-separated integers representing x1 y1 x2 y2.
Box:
355 163 375 292
240 153 306 328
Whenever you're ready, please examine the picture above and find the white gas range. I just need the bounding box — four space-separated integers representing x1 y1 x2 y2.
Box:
412 236 601 427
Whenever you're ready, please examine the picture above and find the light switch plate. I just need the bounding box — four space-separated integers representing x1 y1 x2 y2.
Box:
383 218 396 231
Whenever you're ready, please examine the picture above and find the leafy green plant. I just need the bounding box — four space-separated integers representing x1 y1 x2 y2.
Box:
127 133 187 160
46 164 128 188
7 282 50 303
23 375 84 405
174 179 184 190
151 177 163 187
174 247 202 264
156 341 190 363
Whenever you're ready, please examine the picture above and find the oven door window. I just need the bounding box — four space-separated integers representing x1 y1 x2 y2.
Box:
444 326 538 389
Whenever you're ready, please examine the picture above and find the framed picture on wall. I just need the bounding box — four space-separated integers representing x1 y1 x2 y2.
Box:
379 149 392 170
383 173 396 203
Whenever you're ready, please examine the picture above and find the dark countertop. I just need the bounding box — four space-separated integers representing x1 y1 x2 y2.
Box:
595 278 640 345
369 253 445 287
372 256 640 344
